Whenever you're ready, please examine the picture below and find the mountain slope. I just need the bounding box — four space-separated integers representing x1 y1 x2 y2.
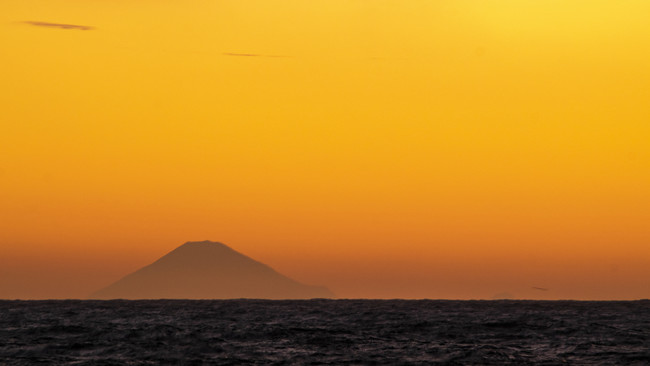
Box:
91 241 334 299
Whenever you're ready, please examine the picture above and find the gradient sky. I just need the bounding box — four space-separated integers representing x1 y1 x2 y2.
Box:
1 0 650 299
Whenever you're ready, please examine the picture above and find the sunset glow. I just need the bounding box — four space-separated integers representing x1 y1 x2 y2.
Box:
2 0 650 299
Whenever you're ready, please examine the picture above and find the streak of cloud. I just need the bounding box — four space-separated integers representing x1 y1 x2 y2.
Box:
532 287 549 291
222 52 289 58
24 21 94 31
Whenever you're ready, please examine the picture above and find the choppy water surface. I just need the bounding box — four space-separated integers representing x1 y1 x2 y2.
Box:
1 300 649 365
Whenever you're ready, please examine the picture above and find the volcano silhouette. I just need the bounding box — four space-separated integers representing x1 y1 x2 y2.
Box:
91 241 334 299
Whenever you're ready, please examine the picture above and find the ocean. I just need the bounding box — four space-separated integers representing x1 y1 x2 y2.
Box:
1 300 649 365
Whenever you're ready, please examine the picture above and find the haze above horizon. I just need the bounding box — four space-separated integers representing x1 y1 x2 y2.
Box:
1 0 649 300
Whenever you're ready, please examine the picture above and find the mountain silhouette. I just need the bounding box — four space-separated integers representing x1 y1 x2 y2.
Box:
91 241 334 299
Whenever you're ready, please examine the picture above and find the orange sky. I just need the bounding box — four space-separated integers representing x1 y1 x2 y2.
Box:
1 0 650 299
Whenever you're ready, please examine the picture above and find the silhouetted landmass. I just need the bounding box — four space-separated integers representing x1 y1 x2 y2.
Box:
91 241 333 299
24 21 94 31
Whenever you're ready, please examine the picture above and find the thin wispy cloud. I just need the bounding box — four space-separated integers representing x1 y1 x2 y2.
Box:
24 21 94 31
532 287 549 291
222 52 289 58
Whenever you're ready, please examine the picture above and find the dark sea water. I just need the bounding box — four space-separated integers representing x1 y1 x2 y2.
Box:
1 300 650 365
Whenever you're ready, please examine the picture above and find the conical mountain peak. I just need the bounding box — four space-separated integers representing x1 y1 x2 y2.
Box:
91 241 333 300
168 240 236 258
181 240 227 247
